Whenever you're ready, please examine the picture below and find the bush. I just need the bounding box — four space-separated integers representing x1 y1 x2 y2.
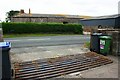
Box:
2 22 83 34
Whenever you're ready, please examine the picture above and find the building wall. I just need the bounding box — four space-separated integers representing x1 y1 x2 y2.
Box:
80 18 115 28
80 18 116 33
11 17 80 23
115 17 120 28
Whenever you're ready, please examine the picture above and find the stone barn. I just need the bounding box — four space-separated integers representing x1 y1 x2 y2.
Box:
10 12 83 24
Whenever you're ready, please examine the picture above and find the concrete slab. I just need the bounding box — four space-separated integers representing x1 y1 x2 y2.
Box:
10 45 89 63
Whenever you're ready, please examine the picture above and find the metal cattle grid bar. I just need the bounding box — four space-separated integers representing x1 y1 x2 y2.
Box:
13 52 113 79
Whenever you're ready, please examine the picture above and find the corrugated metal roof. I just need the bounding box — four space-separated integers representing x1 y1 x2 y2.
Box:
81 14 120 20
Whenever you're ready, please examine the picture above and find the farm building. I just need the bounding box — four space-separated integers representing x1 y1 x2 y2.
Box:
10 9 92 23
80 14 120 55
11 13 82 23
80 14 120 32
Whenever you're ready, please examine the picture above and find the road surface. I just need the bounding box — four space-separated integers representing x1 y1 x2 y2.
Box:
4 35 118 79
4 35 90 48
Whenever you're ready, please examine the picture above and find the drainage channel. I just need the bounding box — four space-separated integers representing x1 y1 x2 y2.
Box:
13 52 113 79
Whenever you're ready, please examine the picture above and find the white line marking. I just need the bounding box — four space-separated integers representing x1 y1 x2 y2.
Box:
37 47 44 48
69 72 81 76
27 38 51 41
5 38 51 42
28 39 45 41
46 51 51 52
5 40 21 42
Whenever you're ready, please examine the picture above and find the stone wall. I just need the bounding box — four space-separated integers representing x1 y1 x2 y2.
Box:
11 17 80 23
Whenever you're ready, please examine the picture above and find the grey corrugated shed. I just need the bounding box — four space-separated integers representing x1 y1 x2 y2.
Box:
81 14 120 20
80 14 120 28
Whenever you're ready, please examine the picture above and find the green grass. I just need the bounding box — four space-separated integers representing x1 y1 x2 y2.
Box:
4 33 80 38
84 41 90 48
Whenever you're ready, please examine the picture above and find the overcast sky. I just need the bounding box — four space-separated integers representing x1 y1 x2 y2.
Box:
0 0 119 21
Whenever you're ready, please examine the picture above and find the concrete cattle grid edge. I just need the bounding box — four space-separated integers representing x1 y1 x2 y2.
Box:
13 52 113 79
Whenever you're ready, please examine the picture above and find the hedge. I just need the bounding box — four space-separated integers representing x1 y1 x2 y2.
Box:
2 23 83 34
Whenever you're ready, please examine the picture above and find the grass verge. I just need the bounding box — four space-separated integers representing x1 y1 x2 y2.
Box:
4 33 80 38
84 41 90 48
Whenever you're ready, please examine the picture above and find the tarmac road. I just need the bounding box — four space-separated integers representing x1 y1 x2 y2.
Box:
5 35 118 79
4 35 90 48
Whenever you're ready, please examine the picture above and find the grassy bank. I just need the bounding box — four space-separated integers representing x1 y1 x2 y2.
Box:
4 33 81 38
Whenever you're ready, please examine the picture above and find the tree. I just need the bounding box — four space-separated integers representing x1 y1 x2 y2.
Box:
6 10 20 22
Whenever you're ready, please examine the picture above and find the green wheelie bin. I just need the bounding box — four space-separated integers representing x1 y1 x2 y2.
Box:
99 36 112 56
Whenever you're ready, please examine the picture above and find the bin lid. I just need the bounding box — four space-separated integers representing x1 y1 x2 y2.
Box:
99 36 111 39
92 33 102 35
0 42 11 48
